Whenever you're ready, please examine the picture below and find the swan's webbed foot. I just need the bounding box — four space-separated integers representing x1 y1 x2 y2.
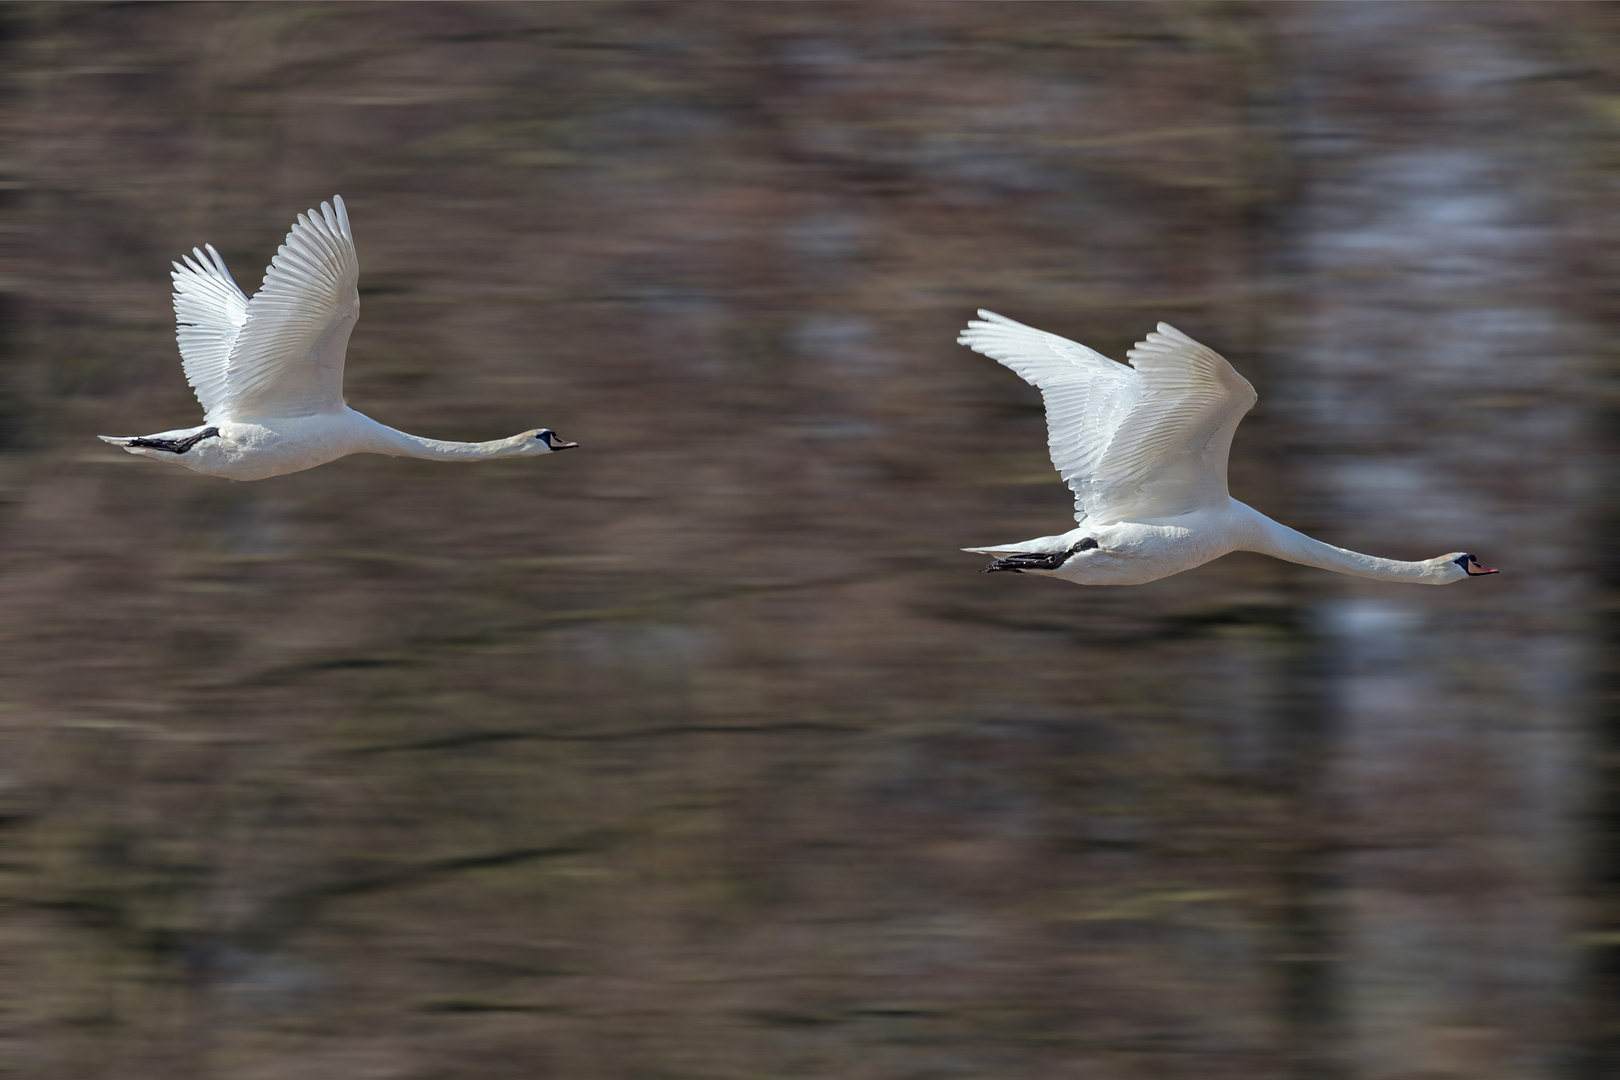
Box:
127 427 219 454
980 537 1098 574
981 551 1066 574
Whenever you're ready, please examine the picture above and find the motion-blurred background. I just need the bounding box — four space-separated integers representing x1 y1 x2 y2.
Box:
2 3 1614 1078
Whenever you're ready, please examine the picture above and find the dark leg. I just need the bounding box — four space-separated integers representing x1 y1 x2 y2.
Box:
980 537 1097 574
127 427 220 454
981 551 1071 574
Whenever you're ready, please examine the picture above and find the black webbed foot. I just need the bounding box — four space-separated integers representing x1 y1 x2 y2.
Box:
982 551 1065 574
127 427 220 454
980 537 1097 574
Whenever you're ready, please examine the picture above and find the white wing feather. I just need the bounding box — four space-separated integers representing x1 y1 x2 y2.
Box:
960 314 1257 524
214 197 360 421
957 310 1138 523
1092 323 1256 521
171 244 249 422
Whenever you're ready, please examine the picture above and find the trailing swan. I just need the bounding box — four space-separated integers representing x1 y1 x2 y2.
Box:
100 196 576 481
958 312 1496 586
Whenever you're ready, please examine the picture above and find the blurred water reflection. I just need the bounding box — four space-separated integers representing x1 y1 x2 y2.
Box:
2 4 1612 1079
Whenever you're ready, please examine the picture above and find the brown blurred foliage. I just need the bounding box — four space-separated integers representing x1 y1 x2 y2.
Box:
0 4 1615 1079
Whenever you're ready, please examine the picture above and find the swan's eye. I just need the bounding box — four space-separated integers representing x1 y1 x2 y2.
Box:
535 430 551 440
1073 537 1099 552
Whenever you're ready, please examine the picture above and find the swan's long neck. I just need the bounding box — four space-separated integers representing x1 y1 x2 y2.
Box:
1230 501 1449 584
361 417 533 461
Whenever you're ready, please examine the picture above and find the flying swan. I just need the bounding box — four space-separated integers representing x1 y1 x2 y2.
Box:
958 312 1496 586
100 196 577 481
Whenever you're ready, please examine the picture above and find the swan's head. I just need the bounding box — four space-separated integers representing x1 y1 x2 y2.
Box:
524 429 578 454
1441 552 1498 581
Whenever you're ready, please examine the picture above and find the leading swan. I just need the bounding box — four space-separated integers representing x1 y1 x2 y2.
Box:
101 196 577 481
958 312 1496 586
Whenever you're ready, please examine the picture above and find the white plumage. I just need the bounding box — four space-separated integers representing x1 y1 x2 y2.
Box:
958 311 1496 585
101 196 576 480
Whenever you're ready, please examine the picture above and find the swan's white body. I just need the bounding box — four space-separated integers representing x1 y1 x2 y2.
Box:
101 196 575 480
958 312 1496 586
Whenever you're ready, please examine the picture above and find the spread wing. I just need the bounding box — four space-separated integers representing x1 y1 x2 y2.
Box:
206 197 360 421
1087 323 1256 521
958 310 1138 523
960 314 1257 524
171 244 249 422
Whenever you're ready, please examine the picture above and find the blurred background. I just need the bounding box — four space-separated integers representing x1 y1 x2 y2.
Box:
1 3 1614 1078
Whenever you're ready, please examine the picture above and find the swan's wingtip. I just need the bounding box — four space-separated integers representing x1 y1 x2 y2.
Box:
960 309 1014 343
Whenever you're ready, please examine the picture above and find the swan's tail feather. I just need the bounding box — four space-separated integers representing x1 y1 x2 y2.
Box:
99 435 135 447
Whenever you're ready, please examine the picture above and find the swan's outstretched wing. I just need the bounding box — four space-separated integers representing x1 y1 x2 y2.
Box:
216 197 360 420
1088 323 1256 521
171 244 249 422
958 310 1138 522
